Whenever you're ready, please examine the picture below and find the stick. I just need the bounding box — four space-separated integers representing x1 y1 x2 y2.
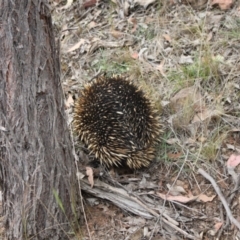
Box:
198 168 240 230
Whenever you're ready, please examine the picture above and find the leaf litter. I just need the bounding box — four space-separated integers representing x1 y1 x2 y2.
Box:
46 0 240 239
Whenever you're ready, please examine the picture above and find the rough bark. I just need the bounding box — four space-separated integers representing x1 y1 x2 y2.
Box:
0 0 81 239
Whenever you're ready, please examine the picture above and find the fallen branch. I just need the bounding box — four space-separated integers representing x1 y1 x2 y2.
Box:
80 178 197 239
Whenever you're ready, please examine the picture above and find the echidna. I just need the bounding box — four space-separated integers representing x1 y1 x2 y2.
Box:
73 76 161 169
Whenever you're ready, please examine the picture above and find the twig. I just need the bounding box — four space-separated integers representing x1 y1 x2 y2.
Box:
198 168 240 231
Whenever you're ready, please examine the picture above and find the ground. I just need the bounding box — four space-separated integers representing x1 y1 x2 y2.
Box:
1 1 240 240
51 0 240 239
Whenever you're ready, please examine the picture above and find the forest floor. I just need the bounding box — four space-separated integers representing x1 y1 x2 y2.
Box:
52 0 240 239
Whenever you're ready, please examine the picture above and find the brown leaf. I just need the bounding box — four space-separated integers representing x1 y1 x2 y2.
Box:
167 151 182 160
198 194 216 202
128 17 138 33
165 138 179 145
131 52 139 59
227 154 240 167
66 39 86 53
65 94 74 109
192 108 224 123
171 86 204 113
87 21 97 30
83 0 97 8
167 184 186 196
214 222 223 231
211 0 233 10
207 31 213 42
110 30 124 39
163 34 171 42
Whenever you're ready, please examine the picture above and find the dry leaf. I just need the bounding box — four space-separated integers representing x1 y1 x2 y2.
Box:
158 192 198 203
214 222 223 231
229 128 240 132
124 1 130 16
145 17 155 24
226 144 235 150
83 0 97 8
87 21 97 30
111 30 124 39
171 86 204 112
0 126 7 131
65 94 74 109
167 151 182 160
175 180 186 187
192 108 224 123
163 34 171 42
131 52 139 59
227 154 240 167
198 194 216 202
226 143 240 152
167 184 186 196
66 39 86 53
143 226 148 237
166 138 179 145
128 17 138 33
86 167 94 188
211 0 233 10
125 216 146 225
179 55 193 64
98 204 109 212
76 171 85 180
207 31 213 42
198 136 207 143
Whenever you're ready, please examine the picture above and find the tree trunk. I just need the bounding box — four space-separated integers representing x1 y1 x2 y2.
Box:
0 0 81 239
